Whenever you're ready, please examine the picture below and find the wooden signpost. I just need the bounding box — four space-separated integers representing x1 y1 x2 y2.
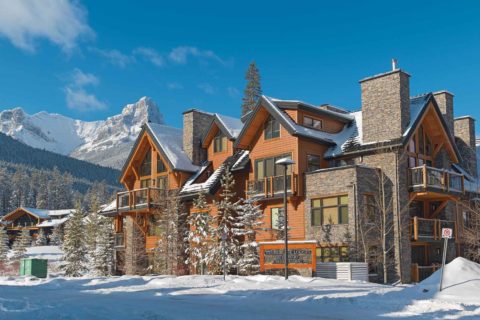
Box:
439 227 452 292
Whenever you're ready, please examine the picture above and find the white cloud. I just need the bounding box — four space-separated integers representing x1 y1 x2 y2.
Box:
169 46 228 65
0 0 93 52
227 87 240 98
134 47 164 67
166 82 183 90
64 69 106 112
89 47 133 67
198 83 215 95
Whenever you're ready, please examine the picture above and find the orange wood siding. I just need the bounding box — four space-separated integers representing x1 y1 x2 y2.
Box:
256 200 305 241
207 137 234 170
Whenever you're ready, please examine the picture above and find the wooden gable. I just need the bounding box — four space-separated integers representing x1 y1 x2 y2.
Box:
2 208 43 228
407 101 459 163
235 105 275 150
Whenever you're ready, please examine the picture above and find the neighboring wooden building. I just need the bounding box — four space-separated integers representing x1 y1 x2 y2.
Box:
102 65 480 283
0 207 72 244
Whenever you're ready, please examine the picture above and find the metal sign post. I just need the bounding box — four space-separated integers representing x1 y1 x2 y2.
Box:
222 230 227 281
439 228 452 292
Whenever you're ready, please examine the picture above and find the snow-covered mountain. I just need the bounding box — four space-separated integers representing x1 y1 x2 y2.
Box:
0 97 163 169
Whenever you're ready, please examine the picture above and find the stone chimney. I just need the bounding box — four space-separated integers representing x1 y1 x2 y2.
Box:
360 68 411 144
454 116 477 177
183 109 214 165
433 91 454 136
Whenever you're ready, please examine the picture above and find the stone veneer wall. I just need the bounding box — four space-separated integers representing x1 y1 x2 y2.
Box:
360 70 410 144
183 109 214 165
454 117 477 177
124 215 147 275
433 91 454 136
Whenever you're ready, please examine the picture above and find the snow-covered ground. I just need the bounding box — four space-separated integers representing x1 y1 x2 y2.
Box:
0 257 479 319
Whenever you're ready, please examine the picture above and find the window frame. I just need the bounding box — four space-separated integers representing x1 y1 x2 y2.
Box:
271 207 284 230
311 195 349 226
140 149 152 177
254 153 292 180
264 115 280 140
307 154 322 172
316 246 349 262
303 115 323 131
213 131 228 153
156 154 166 173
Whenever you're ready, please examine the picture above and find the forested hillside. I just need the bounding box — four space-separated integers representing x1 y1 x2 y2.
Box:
0 133 121 215
0 132 120 186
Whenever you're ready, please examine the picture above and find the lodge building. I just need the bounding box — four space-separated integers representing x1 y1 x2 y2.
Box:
101 64 480 283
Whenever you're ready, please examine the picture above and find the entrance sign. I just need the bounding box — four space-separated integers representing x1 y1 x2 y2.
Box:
439 228 452 291
264 248 313 265
441 228 453 239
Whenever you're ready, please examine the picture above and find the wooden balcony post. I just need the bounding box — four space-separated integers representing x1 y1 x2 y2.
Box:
264 178 268 197
132 191 136 209
413 216 418 241
423 165 427 188
147 188 151 209
116 193 119 212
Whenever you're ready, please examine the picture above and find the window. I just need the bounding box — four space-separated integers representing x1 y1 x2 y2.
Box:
407 125 435 168
156 176 167 190
140 149 152 176
213 131 228 153
364 194 377 222
157 154 166 173
311 195 348 225
307 154 321 172
264 115 280 140
316 246 349 262
255 153 292 179
463 211 473 229
271 207 284 230
303 116 322 130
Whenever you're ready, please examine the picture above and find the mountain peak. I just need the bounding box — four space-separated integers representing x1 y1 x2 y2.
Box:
121 96 164 125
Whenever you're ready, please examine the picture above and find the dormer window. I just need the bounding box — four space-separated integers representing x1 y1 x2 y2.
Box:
264 115 280 140
303 116 322 130
140 149 152 176
213 131 227 153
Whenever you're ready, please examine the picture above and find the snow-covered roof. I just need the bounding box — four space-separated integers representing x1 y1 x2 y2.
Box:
215 113 243 139
12 207 74 220
146 123 199 173
37 217 70 228
403 93 431 138
180 150 249 196
99 200 117 214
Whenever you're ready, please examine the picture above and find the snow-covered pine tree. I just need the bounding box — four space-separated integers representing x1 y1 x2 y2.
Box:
93 216 114 276
0 227 9 263
35 228 47 246
50 225 64 246
241 61 262 116
185 188 213 275
86 202 100 269
11 228 31 261
208 167 240 274
62 201 88 277
234 191 264 275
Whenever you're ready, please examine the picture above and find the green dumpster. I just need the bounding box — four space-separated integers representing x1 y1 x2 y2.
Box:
20 259 48 278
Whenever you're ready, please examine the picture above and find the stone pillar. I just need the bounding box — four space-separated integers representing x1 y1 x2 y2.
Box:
433 91 454 136
182 109 214 165
360 69 410 144
124 215 147 275
454 116 477 177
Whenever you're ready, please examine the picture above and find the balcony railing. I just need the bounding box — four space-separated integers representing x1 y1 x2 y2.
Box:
410 216 456 241
114 233 125 248
116 187 166 212
411 263 440 282
409 165 464 194
247 174 297 198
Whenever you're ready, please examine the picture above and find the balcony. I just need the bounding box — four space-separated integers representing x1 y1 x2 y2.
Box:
116 187 166 212
114 233 125 249
247 174 298 199
409 165 464 198
410 216 456 241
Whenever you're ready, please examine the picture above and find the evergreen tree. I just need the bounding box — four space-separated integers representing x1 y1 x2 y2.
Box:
50 225 64 246
93 216 114 276
35 228 47 246
11 228 31 261
86 203 100 267
62 201 88 277
234 192 264 275
185 188 213 275
241 61 262 116
0 227 9 263
208 167 240 274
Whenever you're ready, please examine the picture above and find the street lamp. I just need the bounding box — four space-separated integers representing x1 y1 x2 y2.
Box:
275 157 295 280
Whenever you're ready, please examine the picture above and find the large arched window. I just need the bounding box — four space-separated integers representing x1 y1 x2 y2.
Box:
157 154 166 173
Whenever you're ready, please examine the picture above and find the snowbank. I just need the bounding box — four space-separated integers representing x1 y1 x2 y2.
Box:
25 246 63 261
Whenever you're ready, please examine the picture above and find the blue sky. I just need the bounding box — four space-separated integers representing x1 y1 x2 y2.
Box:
0 1 479 130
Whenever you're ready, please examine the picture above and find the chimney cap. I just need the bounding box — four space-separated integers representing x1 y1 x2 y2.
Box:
392 58 398 71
